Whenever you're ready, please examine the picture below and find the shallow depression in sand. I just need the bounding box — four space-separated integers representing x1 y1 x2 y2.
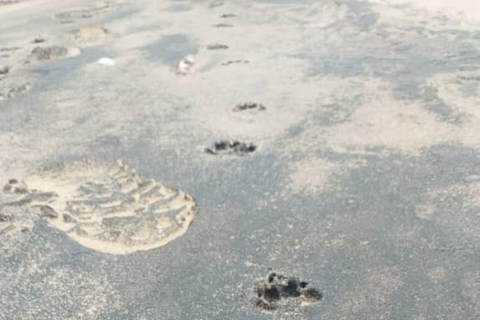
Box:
21 160 197 254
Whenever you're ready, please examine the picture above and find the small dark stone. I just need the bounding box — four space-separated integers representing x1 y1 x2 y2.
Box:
33 38 46 44
300 281 308 288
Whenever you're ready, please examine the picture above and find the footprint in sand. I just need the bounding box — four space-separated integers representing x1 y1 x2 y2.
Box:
205 141 257 156
233 102 266 112
30 46 81 61
73 26 110 46
222 60 249 66
254 272 323 313
207 44 229 50
2 160 197 254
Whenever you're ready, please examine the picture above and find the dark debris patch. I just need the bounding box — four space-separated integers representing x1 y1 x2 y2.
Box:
233 102 266 112
254 272 322 313
205 141 257 156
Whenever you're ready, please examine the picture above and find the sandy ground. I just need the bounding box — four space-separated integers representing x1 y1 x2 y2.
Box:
0 0 479 319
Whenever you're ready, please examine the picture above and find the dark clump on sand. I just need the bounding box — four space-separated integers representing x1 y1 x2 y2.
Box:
233 102 266 112
205 141 257 156
254 272 322 312
0 66 9 75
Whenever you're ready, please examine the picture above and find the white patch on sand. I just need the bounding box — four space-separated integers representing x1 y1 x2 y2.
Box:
371 0 480 24
288 158 340 195
97 57 116 66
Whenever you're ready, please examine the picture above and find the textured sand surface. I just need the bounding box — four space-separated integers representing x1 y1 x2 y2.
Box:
1 0 479 319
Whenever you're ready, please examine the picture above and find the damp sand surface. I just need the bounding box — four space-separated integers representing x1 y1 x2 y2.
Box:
1 0 480 319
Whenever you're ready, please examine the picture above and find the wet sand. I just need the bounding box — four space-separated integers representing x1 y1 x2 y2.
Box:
1 0 479 319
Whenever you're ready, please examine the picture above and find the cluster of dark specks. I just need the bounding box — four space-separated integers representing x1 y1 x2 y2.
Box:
233 102 266 112
254 272 323 312
205 141 257 156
